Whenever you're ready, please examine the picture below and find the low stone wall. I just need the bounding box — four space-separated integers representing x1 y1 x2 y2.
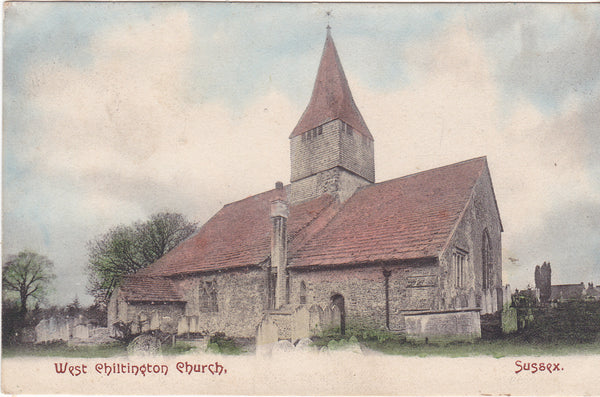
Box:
404 309 481 341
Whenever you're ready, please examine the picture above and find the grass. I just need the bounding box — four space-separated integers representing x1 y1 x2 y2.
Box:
2 341 129 358
4 337 600 359
205 332 245 355
361 338 600 358
3 340 195 358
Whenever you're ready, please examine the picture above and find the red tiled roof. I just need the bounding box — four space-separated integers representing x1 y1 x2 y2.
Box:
139 189 337 277
290 30 372 140
120 276 184 302
136 157 487 281
289 157 487 268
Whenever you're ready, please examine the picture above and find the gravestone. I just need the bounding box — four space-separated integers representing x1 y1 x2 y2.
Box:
150 312 160 330
73 324 89 339
127 334 161 356
140 313 149 332
322 306 333 329
189 316 199 333
291 306 310 341
331 305 341 329
177 317 189 335
271 339 295 355
256 317 279 356
309 305 323 335
131 315 140 334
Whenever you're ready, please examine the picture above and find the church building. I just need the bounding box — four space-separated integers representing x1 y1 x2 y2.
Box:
108 29 504 342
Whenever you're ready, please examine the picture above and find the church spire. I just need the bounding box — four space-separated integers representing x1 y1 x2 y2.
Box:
290 29 372 139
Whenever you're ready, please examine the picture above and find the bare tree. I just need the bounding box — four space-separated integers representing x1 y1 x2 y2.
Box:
3 251 55 315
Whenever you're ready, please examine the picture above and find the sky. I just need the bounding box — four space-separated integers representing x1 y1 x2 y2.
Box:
3 3 600 306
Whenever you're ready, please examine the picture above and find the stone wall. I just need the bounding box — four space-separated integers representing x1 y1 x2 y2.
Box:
289 167 371 204
108 292 185 335
111 268 269 338
438 165 503 313
288 262 440 333
175 267 269 338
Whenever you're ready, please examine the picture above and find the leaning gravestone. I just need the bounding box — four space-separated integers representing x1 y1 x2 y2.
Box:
127 334 162 356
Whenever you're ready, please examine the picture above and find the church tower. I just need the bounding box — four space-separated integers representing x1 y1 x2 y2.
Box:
290 28 375 204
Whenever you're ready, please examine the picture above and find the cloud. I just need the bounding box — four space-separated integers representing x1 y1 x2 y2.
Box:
6 4 599 304
350 19 600 288
7 9 298 304
466 4 600 111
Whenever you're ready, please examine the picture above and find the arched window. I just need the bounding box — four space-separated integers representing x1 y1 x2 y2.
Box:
200 281 218 313
299 281 307 304
482 230 493 290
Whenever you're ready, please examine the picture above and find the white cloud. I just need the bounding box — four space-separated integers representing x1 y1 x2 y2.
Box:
350 20 599 288
9 6 599 304
15 9 298 304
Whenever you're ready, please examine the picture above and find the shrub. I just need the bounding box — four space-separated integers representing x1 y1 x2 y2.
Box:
206 332 243 355
513 300 600 343
313 320 402 347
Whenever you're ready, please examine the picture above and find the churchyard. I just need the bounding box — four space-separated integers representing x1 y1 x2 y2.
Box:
4 299 600 358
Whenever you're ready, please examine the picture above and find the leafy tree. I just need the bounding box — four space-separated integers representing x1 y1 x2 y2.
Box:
2 250 56 316
87 212 197 306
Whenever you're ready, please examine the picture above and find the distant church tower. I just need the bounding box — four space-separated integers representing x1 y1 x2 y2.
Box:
290 28 375 204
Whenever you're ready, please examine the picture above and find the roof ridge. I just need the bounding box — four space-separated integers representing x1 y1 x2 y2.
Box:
371 156 487 188
438 161 487 257
222 185 289 208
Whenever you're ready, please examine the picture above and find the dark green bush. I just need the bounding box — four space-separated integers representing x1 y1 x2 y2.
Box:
313 320 402 347
514 300 600 343
207 332 243 355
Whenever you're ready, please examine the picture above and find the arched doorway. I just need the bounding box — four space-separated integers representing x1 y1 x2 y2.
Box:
331 294 345 335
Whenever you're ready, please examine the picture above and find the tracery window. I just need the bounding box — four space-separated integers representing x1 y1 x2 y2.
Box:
199 280 218 313
453 249 468 288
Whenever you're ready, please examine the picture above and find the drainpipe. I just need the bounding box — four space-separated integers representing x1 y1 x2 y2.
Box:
383 269 391 329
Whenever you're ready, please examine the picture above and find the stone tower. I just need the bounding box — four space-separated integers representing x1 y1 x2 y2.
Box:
289 28 375 204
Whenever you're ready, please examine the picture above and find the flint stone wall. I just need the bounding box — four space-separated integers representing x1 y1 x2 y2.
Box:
289 263 439 332
438 165 503 314
175 267 268 338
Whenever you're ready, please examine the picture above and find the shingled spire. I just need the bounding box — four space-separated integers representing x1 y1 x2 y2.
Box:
290 28 372 139
289 28 375 205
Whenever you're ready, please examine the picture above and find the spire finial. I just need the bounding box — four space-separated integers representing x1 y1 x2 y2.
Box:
326 10 332 30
